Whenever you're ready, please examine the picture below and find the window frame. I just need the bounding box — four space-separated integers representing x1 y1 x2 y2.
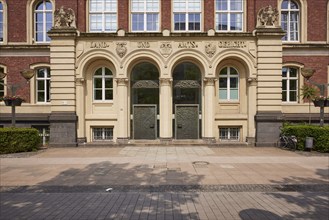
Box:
92 127 114 141
36 67 51 103
218 66 240 102
131 0 160 32
34 0 53 43
281 0 300 42
282 66 299 103
93 67 114 102
173 0 202 32
219 127 240 141
215 0 244 32
89 0 118 32
0 1 3 43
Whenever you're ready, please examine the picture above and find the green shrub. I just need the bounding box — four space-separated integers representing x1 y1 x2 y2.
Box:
0 128 40 154
281 125 329 152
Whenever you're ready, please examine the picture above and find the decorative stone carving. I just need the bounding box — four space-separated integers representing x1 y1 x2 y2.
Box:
90 42 110 48
116 42 127 58
205 42 216 58
132 80 159 88
218 41 246 48
76 43 84 58
115 78 129 85
174 80 201 88
159 42 172 58
54 6 76 29
160 78 173 85
257 5 279 28
204 77 217 85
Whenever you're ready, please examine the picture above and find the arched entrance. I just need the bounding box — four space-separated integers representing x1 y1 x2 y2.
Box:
131 62 159 139
173 62 201 139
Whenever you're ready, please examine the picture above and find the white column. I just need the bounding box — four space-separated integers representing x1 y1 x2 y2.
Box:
159 78 172 140
76 78 85 142
116 78 129 142
203 77 216 141
247 77 257 144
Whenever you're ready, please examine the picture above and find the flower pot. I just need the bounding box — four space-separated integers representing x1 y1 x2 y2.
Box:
325 100 329 107
4 99 23 106
313 100 325 107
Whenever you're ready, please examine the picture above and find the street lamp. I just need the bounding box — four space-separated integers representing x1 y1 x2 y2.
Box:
301 68 329 127
0 68 35 127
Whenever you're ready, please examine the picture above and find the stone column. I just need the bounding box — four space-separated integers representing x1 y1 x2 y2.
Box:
247 77 257 146
48 28 78 147
203 77 216 143
76 78 86 143
116 77 129 143
159 78 172 142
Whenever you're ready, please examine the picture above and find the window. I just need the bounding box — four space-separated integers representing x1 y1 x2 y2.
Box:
34 0 52 42
219 127 240 141
281 0 299 41
93 127 113 140
0 79 4 97
131 0 159 32
0 2 3 42
215 0 243 31
36 68 51 103
173 0 201 31
89 0 117 32
282 67 298 102
93 67 113 101
219 67 239 101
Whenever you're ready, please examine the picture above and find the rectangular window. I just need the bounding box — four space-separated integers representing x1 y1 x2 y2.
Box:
93 127 113 141
282 67 298 102
219 127 240 141
215 0 243 32
36 68 51 103
131 0 159 32
173 0 201 32
90 0 117 32
0 79 4 97
0 2 4 42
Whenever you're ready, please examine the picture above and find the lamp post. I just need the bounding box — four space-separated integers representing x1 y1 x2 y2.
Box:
0 69 35 127
301 68 329 127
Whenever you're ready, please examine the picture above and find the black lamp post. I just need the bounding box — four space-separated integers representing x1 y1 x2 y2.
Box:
0 69 35 127
301 68 329 127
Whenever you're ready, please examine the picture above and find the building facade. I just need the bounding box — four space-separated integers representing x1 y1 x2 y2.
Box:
0 0 328 147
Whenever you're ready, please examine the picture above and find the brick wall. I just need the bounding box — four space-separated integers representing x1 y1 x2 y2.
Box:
307 0 327 41
161 0 171 30
118 0 129 31
7 0 27 42
204 0 214 31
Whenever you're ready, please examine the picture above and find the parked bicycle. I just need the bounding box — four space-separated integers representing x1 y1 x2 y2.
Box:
278 134 297 151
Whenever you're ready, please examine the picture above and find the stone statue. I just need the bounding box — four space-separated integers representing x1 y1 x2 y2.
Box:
257 5 279 28
54 6 76 29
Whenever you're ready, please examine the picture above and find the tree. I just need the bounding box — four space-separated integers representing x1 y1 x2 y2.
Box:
301 84 318 124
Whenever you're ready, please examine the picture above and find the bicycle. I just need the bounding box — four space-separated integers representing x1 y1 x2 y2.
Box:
278 134 297 151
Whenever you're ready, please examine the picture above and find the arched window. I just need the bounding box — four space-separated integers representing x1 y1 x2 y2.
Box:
93 67 113 101
89 0 117 32
34 0 52 42
36 67 51 103
281 0 299 42
219 67 239 101
215 0 243 32
282 67 298 102
0 1 3 42
173 0 201 32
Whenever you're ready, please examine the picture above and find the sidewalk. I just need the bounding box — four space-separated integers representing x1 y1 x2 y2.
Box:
1 146 328 220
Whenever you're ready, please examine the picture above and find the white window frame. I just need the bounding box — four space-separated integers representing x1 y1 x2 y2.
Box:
219 127 240 141
89 0 118 32
282 67 298 103
215 0 243 32
36 67 51 103
0 79 4 97
93 67 113 102
219 67 239 101
131 0 159 32
281 0 300 42
0 1 3 43
92 127 113 141
34 0 52 43
173 0 202 32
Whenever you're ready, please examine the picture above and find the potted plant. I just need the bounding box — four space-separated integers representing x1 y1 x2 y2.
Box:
1 96 25 106
301 84 318 124
313 96 329 107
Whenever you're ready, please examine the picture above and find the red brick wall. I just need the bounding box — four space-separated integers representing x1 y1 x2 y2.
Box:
118 0 129 31
307 0 327 41
7 0 27 42
161 0 171 30
204 0 214 31
0 57 50 102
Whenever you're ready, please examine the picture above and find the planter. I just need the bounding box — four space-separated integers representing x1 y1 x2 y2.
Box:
313 100 329 107
4 99 23 106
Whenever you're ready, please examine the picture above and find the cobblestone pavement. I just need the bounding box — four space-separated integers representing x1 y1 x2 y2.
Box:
0 147 328 219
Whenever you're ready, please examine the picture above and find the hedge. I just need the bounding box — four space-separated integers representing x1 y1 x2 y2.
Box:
281 125 329 152
0 128 40 154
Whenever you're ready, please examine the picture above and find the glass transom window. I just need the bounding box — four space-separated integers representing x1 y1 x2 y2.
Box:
93 67 113 101
34 0 52 42
215 0 243 31
131 0 159 32
93 127 113 140
281 0 299 41
36 68 51 103
219 67 239 101
173 0 201 32
0 2 3 42
282 67 298 102
90 0 117 32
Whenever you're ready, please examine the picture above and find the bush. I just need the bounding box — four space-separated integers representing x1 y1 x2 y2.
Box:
281 124 329 152
0 128 40 154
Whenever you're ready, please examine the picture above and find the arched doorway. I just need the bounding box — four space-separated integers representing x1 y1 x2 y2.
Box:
173 62 201 139
131 62 159 139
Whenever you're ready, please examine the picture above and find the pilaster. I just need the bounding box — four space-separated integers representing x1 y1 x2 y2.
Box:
159 77 173 140
203 77 216 143
116 77 129 143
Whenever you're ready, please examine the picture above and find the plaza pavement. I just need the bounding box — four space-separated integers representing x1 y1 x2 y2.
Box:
0 146 328 220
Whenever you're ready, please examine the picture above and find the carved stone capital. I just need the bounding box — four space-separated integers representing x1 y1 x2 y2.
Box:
115 78 129 85
75 77 85 85
204 77 217 85
116 42 127 58
160 78 173 85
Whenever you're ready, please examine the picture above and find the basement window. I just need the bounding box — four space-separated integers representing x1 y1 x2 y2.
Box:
219 127 240 141
93 127 113 141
